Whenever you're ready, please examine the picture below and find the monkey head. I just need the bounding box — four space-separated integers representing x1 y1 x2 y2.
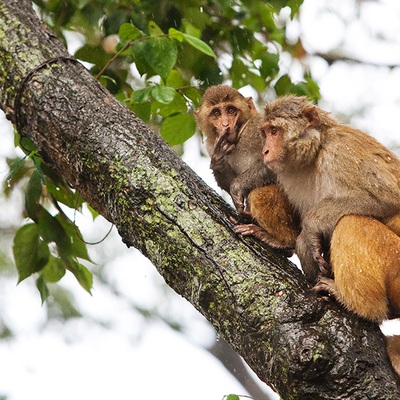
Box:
195 85 257 155
260 95 327 172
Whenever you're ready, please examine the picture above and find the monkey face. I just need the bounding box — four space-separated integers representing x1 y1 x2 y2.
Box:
262 122 285 171
208 103 241 144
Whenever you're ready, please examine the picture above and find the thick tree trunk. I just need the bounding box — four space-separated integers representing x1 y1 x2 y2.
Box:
1 1 399 398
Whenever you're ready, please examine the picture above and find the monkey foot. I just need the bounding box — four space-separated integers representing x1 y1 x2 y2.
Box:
313 276 338 298
234 223 263 237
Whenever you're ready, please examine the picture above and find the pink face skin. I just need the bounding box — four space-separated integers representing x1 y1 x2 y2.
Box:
209 103 240 144
262 122 284 171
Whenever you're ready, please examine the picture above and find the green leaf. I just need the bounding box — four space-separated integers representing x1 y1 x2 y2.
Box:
143 37 178 79
168 27 184 42
226 395 240 400
13 224 50 283
36 275 50 304
118 23 141 41
87 204 99 220
56 214 92 262
151 85 176 104
42 256 66 283
260 51 280 79
46 179 83 209
152 92 187 117
182 33 216 58
38 209 72 258
131 41 150 76
148 21 164 36
274 74 293 96
74 44 110 66
181 87 202 107
130 102 152 122
4 155 30 196
161 113 196 146
67 259 93 293
25 170 43 221
288 0 304 18
131 87 153 104
166 69 184 89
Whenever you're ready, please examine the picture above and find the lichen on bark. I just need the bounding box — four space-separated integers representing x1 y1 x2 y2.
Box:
0 1 399 398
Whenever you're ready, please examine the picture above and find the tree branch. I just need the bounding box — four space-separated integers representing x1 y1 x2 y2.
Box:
1 1 399 398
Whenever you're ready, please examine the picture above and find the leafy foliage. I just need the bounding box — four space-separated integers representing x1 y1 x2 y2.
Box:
10 148 92 303
7 0 320 298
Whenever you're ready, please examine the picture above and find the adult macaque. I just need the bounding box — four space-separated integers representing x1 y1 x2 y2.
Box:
195 86 300 252
261 95 400 283
316 214 400 375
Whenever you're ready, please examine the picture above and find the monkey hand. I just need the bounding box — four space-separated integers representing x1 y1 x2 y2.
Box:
211 133 236 164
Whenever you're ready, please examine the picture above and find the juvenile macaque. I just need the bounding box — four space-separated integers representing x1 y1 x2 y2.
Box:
195 86 300 251
195 85 271 212
261 95 400 283
316 215 400 375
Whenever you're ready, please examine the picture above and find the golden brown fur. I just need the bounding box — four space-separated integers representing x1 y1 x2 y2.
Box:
196 86 300 252
323 215 400 322
261 95 400 283
244 186 300 249
316 215 400 375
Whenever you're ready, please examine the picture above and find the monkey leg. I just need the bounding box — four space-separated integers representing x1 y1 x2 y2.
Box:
246 185 300 247
329 215 397 323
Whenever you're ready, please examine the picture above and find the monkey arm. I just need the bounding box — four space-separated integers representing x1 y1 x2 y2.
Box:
230 165 276 213
210 157 237 194
210 134 238 193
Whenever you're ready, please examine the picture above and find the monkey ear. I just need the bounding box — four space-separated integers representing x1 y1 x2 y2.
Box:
246 97 257 113
303 105 320 128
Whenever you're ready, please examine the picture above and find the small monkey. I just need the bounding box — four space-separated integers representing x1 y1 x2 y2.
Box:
316 214 400 375
261 95 400 283
195 86 300 251
195 85 272 212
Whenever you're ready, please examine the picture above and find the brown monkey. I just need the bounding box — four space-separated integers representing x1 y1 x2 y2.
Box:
316 214 400 375
195 85 300 252
261 95 400 283
195 85 270 212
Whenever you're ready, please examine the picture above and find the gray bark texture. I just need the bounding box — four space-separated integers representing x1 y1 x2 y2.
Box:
1 0 399 398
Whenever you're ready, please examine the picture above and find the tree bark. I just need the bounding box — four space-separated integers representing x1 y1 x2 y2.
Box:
1 1 399 398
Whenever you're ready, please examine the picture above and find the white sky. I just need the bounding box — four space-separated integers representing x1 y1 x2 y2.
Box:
1 0 400 399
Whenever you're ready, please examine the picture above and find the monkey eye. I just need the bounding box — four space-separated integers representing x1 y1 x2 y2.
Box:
226 106 237 115
270 126 278 135
211 108 221 118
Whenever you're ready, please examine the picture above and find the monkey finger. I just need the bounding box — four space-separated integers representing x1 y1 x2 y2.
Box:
215 136 235 154
312 276 337 297
234 223 260 236
229 216 238 225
